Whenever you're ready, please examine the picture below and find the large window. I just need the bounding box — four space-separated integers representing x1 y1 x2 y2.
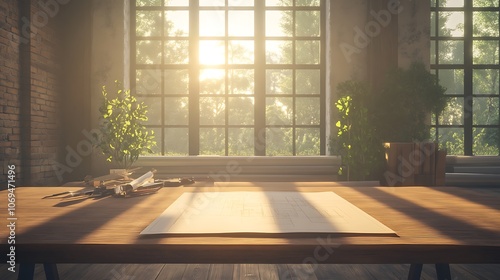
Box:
133 0 325 156
431 0 500 155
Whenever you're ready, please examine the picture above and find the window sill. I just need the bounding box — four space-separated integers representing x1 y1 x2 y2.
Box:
135 156 341 182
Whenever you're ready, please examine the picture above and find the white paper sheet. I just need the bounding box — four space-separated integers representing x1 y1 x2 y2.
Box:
140 191 396 235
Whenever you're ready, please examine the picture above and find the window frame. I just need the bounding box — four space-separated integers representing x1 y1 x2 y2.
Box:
131 0 326 156
431 0 500 155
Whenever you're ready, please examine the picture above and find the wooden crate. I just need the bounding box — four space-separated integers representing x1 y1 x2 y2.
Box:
381 142 446 186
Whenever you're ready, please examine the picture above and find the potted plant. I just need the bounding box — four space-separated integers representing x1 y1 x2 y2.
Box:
332 62 448 185
372 62 447 186
330 80 385 181
95 80 156 170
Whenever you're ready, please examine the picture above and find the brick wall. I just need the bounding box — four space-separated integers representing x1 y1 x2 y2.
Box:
0 0 63 186
0 1 22 184
29 0 62 185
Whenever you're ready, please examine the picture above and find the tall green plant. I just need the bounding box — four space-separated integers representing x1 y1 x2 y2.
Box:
97 81 156 169
331 81 384 180
373 62 447 142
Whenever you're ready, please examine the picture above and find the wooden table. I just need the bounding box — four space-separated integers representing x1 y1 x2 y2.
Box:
1 182 500 280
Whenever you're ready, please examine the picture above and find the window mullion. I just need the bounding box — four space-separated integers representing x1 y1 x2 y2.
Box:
255 1 266 156
464 0 473 155
189 0 200 155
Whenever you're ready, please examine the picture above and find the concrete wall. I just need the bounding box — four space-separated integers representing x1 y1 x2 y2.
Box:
398 0 431 69
90 0 130 175
328 0 431 152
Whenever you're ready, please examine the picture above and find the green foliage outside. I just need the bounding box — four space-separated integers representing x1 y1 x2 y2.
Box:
97 81 156 168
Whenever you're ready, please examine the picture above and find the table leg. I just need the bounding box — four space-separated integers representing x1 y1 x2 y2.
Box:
43 263 60 280
435 263 452 280
407 263 423 280
17 263 35 280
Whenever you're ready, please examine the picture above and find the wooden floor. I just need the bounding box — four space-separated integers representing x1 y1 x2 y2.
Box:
1 263 499 279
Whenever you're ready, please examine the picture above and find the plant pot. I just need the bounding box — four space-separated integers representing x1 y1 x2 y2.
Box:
380 142 446 186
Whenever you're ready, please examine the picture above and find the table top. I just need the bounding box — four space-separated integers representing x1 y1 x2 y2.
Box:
1 182 499 264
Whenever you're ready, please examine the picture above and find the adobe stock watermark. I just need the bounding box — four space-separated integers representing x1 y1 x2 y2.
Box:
340 0 405 63
14 0 72 47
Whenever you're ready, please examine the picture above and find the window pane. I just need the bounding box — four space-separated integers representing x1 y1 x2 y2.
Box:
165 11 189 37
266 70 292 94
296 40 320 64
200 97 226 125
229 128 254 155
474 127 499 155
229 11 254 37
200 128 225 155
431 40 436 64
473 97 499 125
438 127 464 155
296 11 320 37
438 40 464 64
165 128 189 155
136 40 162 64
200 0 224 6
165 0 189 6
136 11 162 37
438 69 464 95
228 40 254 64
438 12 464 37
473 40 499 64
473 12 499 37
266 97 293 125
229 97 254 125
165 97 188 125
146 128 161 155
200 69 225 95
229 0 254 6
136 69 161 95
266 11 293 37
200 40 225 65
439 97 464 125
164 70 189 95
164 40 189 64
473 69 499 95
431 0 436 7
473 0 499 7
228 69 254 95
137 0 161 6
138 97 162 125
200 11 225 36
266 127 293 155
439 0 464 7
296 0 320 6
431 11 437 37
266 0 292 6
266 40 292 64
296 97 320 125
296 70 320 95
296 128 320 155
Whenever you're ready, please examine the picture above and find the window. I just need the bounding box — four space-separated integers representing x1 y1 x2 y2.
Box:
431 0 500 155
133 0 325 156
